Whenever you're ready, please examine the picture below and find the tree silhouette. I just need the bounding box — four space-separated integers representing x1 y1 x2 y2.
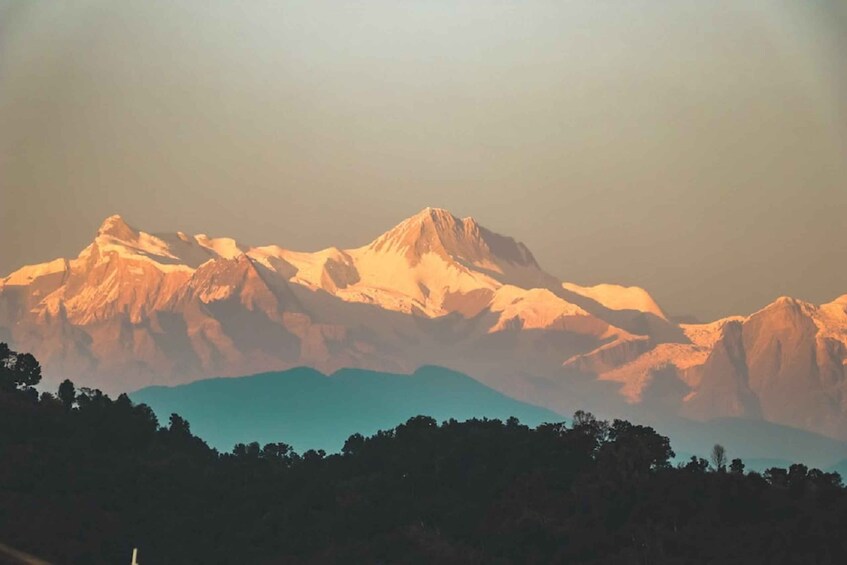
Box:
261 442 292 461
711 443 727 472
168 413 191 436
342 433 365 455
683 455 710 472
58 379 76 410
730 457 745 475
0 343 42 393
765 467 788 487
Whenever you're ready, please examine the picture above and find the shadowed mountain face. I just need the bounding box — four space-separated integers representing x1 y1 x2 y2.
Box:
3 209 847 442
130 365 561 453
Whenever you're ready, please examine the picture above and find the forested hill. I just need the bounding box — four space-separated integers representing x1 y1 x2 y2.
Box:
2 343 847 564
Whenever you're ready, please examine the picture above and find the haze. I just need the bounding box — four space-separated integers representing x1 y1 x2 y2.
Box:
1 0 846 321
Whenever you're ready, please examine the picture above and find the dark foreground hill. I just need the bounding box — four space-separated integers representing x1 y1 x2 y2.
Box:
1 397 845 563
2 344 847 564
130 365 561 452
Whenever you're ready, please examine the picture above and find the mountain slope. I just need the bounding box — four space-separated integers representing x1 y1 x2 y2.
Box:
575 296 847 440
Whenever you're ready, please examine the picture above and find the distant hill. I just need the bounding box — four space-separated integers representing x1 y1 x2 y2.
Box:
131 365 561 452
661 416 847 470
131 364 847 468
830 459 847 478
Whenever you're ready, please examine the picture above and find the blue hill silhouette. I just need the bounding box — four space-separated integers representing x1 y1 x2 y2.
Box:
132 364 847 468
130 365 562 452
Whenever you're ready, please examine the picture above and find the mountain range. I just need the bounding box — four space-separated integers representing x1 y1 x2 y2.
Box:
2 208 847 446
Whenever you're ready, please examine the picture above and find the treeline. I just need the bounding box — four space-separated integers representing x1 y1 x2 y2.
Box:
1 343 846 564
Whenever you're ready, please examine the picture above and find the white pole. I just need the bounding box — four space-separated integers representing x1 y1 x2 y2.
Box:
131 548 139 565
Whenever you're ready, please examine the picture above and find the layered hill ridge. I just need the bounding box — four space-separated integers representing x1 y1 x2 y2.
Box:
130 365 847 469
3 209 847 443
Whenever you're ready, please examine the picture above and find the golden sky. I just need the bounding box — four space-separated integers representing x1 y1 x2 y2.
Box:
1 0 846 320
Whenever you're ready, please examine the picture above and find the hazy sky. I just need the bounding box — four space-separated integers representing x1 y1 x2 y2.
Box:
2 0 846 321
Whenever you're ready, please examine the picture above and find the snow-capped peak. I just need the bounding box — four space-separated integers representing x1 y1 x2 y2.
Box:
91 215 188 269
561 282 668 320
2 258 68 287
97 214 138 241
88 214 247 272
341 207 561 302
365 207 542 271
